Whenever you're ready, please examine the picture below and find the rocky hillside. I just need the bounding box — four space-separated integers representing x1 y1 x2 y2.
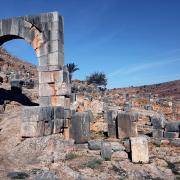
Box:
111 80 180 100
0 47 37 81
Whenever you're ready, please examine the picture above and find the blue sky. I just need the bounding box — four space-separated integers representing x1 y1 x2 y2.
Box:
0 0 180 88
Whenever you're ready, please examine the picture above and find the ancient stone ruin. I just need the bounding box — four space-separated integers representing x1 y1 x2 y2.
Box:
0 12 91 140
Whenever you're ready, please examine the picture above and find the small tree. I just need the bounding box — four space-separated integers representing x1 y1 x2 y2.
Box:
66 63 79 82
86 72 107 88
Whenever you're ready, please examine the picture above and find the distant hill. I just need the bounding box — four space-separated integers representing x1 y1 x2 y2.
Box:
111 80 180 100
0 47 37 80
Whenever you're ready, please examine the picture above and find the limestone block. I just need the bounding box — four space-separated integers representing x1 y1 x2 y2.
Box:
39 96 51 106
51 95 65 106
117 112 138 138
86 110 94 122
21 121 44 137
70 112 90 144
165 122 180 132
110 142 125 152
54 106 64 119
39 70 69 84
39 106 54 121
164 131 179 139
53 119 64 134
70 93 76 103
150 114 166 129
48 51 64 67
101 142 112 161
37 65 61 72
64 109 71 119
36 40 63 57
153 129 164 138
56 82 71 96
22 106 54 122
64 97 71 109
88 140 102 150
130 137 149 163
39 83 55 96
44 121 54 135
64 119 69 128
112 151 128 161
108 124 117 138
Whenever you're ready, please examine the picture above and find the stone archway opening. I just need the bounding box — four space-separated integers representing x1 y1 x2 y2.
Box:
0 12 72 139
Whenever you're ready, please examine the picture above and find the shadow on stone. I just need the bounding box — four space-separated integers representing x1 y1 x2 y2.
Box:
0 88 38 106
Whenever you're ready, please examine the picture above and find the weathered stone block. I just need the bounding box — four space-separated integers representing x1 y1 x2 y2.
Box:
70 93 76 103
150 114 166 129
51 95 65 106
44 121 53 135
86 110 94 122
22 106 54 122
21 121 44 137
117 112 138 138
64 119 69 128
164 131 179 139
110 142 125 152
165 122 180 132
153 129 164 138
55 82 71 96
39 96 51 106
108 124 117 138
64 109 71 119
130 137 149 163
101 142 112 161
53 119 64 134
112 151 128 161
39 106 54 121
88 140 102 150
70 112 90 144
54 106 64 119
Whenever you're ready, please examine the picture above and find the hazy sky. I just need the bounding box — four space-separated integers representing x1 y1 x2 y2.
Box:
0 0 180 88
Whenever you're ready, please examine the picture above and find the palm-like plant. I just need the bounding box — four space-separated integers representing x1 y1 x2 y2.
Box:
66 63 79 82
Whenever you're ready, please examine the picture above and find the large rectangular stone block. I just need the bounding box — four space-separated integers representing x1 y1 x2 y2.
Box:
130 137 149 163
39 96 51 106
164 131 179 139
70 112 90 144
53 119 64 134
38 70 69 84
117 112 138 138
54 106 64 119
165 122 180 132
101 142 112 161
22 106 54 122
21 121 44 137
39 82 71 96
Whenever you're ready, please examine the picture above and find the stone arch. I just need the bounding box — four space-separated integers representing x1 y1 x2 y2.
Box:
0 12 67 107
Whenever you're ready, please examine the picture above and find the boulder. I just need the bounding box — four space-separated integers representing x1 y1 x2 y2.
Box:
111 151 128 161
150 114 165 129
110 142 125 152
88 140 102 150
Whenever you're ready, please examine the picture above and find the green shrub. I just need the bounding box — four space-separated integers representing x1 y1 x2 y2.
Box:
65 152 78 160
86 158 102 169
